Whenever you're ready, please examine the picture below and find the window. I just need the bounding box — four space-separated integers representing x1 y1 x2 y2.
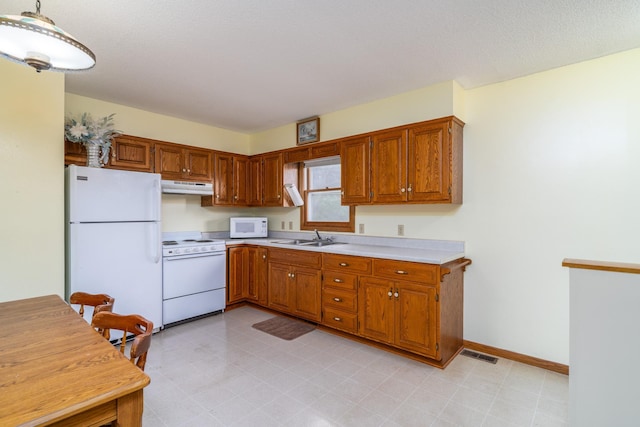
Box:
300 156 355 232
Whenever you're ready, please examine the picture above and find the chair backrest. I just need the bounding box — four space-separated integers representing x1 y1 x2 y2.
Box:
91 312 154 371
69 292 115 318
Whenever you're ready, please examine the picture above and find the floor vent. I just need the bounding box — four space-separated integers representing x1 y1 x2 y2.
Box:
461 349 498 364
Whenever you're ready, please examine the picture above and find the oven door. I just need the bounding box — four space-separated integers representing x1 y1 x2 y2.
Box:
162 252 226 299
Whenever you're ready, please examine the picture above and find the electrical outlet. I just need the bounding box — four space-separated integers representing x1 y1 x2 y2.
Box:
359 223 365 234
398 224 404 236
281 221 285 230
288 221 293 230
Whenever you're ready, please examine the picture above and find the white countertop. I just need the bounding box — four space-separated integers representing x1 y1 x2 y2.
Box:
225 238 465 265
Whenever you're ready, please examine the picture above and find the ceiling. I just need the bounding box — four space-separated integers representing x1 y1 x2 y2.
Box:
5 1 640 133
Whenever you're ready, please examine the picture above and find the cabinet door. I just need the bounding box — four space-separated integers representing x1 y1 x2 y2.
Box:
213 153 234 205
248 157 263 206
155 144 184 180
341 135 371 204
268 262 292 313
263 153 283 206
64 140 86 166
108 135 153 172
248 247 268 305
293 267 322 322
394 281 438 358
233 156 249 205
227 247 247 304
358 277 394 343
407 122 450 202
185 148 212 181
371 129 407 203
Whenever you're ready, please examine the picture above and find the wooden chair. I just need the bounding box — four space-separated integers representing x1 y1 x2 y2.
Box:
91 312 154 371
69 291 115 318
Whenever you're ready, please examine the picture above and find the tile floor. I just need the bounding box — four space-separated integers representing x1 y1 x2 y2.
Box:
142 307 568 427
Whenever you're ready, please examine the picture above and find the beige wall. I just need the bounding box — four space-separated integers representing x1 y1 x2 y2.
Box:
0 60 65 302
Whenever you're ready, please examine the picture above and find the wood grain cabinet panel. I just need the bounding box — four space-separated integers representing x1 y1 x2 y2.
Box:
268 248 322 322
155 143 212 182
108 135 153 172
208 153 248 206
340 136 371 205
227 246 268 306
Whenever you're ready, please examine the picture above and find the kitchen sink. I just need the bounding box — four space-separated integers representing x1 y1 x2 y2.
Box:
297 240 343 247
271 239 342 247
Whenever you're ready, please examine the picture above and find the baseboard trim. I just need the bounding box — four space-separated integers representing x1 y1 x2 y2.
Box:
463 340 569 375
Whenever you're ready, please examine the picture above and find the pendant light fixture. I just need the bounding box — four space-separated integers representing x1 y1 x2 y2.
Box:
0 0 95 72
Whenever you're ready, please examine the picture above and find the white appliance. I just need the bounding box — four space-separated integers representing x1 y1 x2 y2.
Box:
161 179 213 195
162 232 226 325
65 165 163 338
229 217 268 238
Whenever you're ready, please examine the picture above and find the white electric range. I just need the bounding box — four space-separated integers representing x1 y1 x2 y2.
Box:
161 232 226 325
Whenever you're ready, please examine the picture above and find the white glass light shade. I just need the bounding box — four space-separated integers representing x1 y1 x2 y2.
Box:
0 13 95 72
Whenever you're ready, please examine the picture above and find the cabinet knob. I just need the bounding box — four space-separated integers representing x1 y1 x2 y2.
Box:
216 194 220 199
394 289 399 298
182 168 186 172
395 270 408 275
234 195 238 200
339 262 349 267
333 278 343 283
388 288 393 298
341 191 344 197
277 194 281 199
187 169 191 173
290 273 295 278
333 317 342 322
401 187 406 193
407 185 413 192
262 254 266 260
333 297 342 302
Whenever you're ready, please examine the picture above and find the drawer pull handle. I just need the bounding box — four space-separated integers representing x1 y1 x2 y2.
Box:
333 278 343 283
333 317 342 322
395 270 408 275
339 262 349 267
333 297 342 302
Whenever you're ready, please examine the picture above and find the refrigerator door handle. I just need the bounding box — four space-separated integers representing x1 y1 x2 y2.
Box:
154 222 161 264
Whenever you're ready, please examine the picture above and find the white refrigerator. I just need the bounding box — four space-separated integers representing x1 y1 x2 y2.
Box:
65 165 163 338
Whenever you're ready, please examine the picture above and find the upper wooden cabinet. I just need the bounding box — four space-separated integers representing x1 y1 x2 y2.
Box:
108 135 154 172
248 157 263 206
341 116 464 206
341 135 372 205
65 134 154 173
155 143 212 182
206 152 248 206
262 153 283 206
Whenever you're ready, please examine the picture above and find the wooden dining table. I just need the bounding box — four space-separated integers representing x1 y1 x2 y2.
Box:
0 294 150 427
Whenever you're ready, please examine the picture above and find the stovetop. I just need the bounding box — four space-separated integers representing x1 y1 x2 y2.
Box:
161 232 226 256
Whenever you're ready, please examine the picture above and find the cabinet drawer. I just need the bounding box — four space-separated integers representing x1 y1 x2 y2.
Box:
373 259 438 284
322 270 357 291
323 288 357 312
269 248 322 268
323 254 371 274
323 308 357 333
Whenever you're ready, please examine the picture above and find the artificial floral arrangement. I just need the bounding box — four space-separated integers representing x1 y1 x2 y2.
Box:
64 113 122 167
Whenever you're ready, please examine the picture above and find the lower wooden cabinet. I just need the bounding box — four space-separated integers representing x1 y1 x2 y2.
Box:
358 276 438 358
268 248 322 322
227 246 268 306
233 245 469 367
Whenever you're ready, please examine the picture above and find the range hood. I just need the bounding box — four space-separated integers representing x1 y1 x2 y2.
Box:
161 180 213 195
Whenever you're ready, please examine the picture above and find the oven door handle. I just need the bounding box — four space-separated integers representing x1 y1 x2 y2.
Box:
163 252 225 261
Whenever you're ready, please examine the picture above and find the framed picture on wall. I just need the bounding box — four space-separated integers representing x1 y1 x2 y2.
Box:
296 117 320 145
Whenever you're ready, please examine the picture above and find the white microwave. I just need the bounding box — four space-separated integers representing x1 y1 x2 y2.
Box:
229 217 268 239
